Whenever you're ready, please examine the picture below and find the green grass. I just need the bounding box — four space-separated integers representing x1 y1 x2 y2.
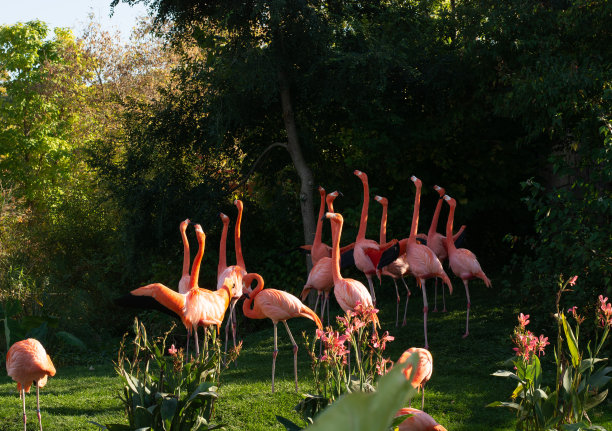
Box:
1 283 611 430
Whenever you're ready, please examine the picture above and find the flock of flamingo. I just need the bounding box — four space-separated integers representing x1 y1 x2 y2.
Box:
5 170 491 431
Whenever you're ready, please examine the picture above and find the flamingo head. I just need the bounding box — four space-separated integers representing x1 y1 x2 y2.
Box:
194 223 205 237
443 195 456 206
354 170 367 181
180 219 190 231
374 195 388 206
434 185 445 197
318 186 325 196
410 175 422 188
325 212 343 225
234 199 243 211
219 212 229 223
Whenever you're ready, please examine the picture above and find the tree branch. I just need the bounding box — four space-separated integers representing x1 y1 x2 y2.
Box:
229 142 288 193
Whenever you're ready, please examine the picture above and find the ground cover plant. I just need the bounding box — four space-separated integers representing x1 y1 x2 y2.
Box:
2 286 611 430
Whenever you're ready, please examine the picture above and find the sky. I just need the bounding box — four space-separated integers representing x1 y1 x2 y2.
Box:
1 0 150 39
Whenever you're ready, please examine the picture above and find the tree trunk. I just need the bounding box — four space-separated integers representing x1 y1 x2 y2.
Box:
277 68 316 275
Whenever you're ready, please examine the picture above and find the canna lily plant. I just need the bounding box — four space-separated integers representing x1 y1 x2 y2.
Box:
489 276 612 430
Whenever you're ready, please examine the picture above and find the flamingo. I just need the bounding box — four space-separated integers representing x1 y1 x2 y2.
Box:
396 347 433 410
352 170 397 305
443 195 491 338
131 224 234 358
241 272 322 393
178 218 192 294
374 195 412 327
395 408 447 431
416 186 466 312
403 177 453 348
299 186 332 265
6 338 56 431
300 190 342 326
217 210 247 353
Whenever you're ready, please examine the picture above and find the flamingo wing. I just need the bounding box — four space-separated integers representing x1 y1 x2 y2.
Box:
131 283 186 317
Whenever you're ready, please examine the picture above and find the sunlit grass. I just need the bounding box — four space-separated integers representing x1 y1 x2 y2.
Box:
1 282 611 430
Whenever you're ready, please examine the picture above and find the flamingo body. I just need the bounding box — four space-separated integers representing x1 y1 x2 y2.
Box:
395 408 447 431
333 277 374 313
397 347 433 410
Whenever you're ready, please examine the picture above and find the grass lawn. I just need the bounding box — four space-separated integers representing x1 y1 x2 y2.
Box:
1 282 611 430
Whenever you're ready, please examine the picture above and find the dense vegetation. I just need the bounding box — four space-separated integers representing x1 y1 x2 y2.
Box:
0 0 610 427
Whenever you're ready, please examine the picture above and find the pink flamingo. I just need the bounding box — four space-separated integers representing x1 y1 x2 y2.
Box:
352 170 397 305
6 338 56 431
395 408 447 431
300 190 342 326
417 186 466 312
178 218 192 294
299 186 332 265
396 347 433 409
217 211 247 353
403 177 452 348
443 195 491 338
242 272 322 393
131 224 233 358
374 195 411 327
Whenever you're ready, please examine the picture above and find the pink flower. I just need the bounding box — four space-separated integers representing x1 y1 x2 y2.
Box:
518 313 530 328
536 335 549 356
168 344 178 356
568 275 578 286
568 306 577 315
598 295 612 328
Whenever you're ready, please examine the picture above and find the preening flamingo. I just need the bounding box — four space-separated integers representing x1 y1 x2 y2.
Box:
374 195 412 327
178 218 192 294
417 186 466 312
396 347 433 410
217 209 247 353
242 272 322 393
6 338 56 431
131 225 234 358
403 177 452 349
443 195 491 338
395 408 447 431
300 190 342 326
352 170 397 305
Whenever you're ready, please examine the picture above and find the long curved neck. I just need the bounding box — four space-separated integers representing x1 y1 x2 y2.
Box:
242 273 266 319
313 189 326 247
428 198 444 239
357 177 369 240
181 227 190 277
218 218 229 277
189 233 205 289
445 203 457 253
409 183 422 242
330 220 343 283
235 202 245 270
326 195 336 213
379 202 388 244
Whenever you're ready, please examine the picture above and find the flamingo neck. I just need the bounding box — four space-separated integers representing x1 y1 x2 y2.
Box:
181 228 190 277
445 203 458 253
357 177 369 241
242 273 265 319
218 219 229 278
330 220 343 283
235 204 245 270
189 234 205 289
427 198 444 240
313 190 325 247
379 202 388 244
409 183 422 242
326 195 336 213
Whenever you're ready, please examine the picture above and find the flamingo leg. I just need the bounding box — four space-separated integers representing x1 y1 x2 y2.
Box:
421 384 426 410
326 294 330 327
401 277 412 326
272 323 278 393
393 278 400 327
313 292 321 318
37 383 42 431
231 306 237 348
319 294 325 328
421 279 429 350
186 328 191 361
21 388 26 431
224 298 237 354
463 279 471 338
366 275 376 305
319 296 327 356
283 321 299 392
194 327 200 358
433 278 438 312
203 327 209 360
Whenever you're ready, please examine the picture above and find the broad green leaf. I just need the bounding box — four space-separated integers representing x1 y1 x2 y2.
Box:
578 358 605 374
584 389 608 411
55 331 87 350
561 314 580 368
588 366 612 389
486 401 522 411
161 397 178 431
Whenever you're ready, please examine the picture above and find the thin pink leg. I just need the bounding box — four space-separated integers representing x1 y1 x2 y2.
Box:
401 277 412 326
393 279 400 327
283 321 299 392
271 323 278 393
421 279 429 350
366 275 376 305
313 292 321 318
433 278 438 312
22 388 27 431
37 383 43 431
463 279 471 338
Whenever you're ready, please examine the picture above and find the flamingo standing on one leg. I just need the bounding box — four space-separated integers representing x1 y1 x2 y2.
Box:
396 347 433 410
395 408 447 431
6 338 56 431
403 177 453 349
416 186 466 312
242 272 322 393
352 170 397 305
300 190 342 326
217 211 247 353
374 195 412 327
443 195 491 338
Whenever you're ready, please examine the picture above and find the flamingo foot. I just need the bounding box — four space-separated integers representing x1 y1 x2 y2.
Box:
402 319 407 327
433 306 438 313
462 332 469 339
442 308 447 313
